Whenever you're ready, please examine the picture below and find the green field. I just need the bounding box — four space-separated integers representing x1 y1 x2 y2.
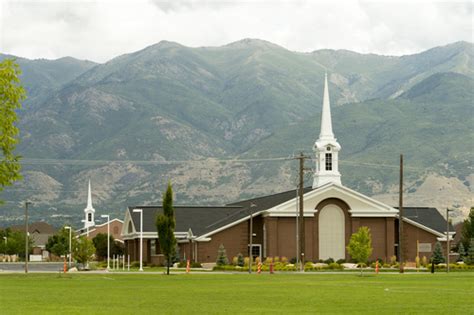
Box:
0 273 473 314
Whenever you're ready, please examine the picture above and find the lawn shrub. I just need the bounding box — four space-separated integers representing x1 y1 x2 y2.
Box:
237 253 244 267
281 256 288 264
323 258 335 264
390 255 397 265
328 262 343 270
336 259 346 264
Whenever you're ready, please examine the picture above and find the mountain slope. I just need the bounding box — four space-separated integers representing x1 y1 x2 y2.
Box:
0 40 472 226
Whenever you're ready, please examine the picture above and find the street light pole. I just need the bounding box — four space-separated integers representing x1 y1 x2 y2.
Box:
65 226 72 268
25 201 31 274
101 215 110 270
446 208 453 273
3 236 7 257
248 203 256 274
132 209 143 272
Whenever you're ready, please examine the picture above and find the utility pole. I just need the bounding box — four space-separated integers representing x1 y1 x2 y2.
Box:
293 152 310 269
399 154 404 274
446 208 452 273
25 201 31 274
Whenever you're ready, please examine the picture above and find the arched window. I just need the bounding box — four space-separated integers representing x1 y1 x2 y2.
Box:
88 213 92 221
325 153 332 171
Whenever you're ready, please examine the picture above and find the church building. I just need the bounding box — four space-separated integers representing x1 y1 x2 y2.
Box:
121 74 452 265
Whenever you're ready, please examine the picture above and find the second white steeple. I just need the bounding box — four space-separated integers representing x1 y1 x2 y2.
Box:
84 180 96 229
312 73 342 188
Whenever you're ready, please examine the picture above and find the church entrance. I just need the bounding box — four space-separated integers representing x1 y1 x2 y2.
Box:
319 204 345 260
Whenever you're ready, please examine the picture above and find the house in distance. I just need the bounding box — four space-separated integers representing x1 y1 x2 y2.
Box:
121 74 452 265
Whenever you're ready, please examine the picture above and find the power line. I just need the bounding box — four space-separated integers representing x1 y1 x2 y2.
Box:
20 156 292 166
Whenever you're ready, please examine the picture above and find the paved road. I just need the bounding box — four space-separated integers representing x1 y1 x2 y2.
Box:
0 262 64 272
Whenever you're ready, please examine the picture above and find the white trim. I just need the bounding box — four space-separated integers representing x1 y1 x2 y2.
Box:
267 183 398 215
349 210 398 218
95 218 124 228
263 210 316 217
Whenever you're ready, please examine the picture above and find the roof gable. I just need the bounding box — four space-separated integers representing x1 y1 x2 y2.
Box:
269 183 398 217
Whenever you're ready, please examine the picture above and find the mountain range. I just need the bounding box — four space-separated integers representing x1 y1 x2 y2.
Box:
0 39 472 227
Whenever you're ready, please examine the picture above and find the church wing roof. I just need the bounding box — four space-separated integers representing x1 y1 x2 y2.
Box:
227 187 313 211
127 205 246 237
396 207 454 235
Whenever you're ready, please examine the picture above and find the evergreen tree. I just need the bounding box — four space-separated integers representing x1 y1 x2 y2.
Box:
237 253 244 267
431 241 445 264
457 242 466 261
156 182 177 275
465 238 474 265
346 226 373 275
216 244 229 266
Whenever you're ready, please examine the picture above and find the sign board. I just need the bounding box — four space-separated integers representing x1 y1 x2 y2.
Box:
418 243 432 252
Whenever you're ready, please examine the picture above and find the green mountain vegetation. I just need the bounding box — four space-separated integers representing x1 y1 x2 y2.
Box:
0 40 472 227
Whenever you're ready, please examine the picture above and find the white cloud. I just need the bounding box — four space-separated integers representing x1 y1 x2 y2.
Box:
0 0 472 62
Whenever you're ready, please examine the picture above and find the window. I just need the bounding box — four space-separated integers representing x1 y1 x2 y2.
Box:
88 213 92 221
248 244 262 261
325 153 332 171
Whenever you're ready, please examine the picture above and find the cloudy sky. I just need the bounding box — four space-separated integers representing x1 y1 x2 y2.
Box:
0 0 472 62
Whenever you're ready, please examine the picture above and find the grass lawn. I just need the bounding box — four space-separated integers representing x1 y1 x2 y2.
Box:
0 273 473 314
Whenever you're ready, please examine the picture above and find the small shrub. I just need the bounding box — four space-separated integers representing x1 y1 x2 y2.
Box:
328 262 343 270
273 256 280 263
264 257 273 265
237 253 244 267
216 244 229 266
232 256 238 266
255 256 261 265
289 257 297 264
422 256 428 267
415 256 420 268
244 257 250 266
281 256 288 264
336 258 346 264
323 258 335 264
390 255 397 265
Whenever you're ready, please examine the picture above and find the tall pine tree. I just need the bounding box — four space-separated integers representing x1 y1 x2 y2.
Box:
156 182 177 275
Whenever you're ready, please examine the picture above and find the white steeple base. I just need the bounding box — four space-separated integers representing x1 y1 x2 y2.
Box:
312 172 341 188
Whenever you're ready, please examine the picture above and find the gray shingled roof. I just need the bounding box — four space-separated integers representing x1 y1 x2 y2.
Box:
397 207 453 234
128 205 249 236
127 190 450 239
228 187 313 211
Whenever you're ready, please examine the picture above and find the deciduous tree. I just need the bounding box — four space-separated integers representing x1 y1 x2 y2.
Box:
346 226 373 275
73 235 95 267
0 59 26 202
46 227 76 258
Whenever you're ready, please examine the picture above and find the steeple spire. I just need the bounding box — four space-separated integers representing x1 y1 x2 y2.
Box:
313 73 342 188
84 179 95 229
319 72 334 140
87 180 93 210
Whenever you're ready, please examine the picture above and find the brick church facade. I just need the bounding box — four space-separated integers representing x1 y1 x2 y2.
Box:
121 74 452 265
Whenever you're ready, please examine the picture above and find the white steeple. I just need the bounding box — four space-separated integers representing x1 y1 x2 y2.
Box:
312 73 342 188
84 180 95 229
